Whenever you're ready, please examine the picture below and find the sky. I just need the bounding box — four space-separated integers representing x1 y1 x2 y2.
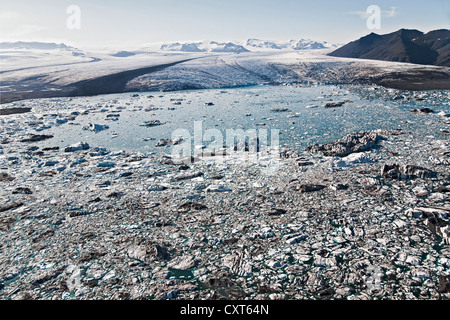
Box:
0 0 449 49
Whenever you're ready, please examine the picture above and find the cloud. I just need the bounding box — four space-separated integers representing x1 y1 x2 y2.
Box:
0 10 23 21
347 7 399 19
0 10 48 39
7 25 49 38
384 7 398 18
347 10 371 19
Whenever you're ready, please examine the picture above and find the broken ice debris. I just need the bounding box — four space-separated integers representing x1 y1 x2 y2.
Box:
97 162 115 168
168 255 197 270
333 152 374 167
149 185 168 191
174 171 204 181
155 138 184 147
271 107 289 112
127 239 170 263
437 111 449 118
206 185 232 192
140 120 164 127
411 108 434 114
64 142 90 152
306 131 380 157
83 123 110 132
295 184 326 193
324 101 346 108
21 134 54 142
381 164 435 180
12 187 33 195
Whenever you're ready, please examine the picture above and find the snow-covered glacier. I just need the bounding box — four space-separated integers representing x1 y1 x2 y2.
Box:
1 42 449 104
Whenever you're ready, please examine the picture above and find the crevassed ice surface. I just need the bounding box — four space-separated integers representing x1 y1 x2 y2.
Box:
1 84 449 155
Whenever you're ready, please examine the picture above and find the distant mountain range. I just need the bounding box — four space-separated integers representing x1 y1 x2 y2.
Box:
0 41 74 50
160 39 333 53
329 29 450 67
0 41 86 57
245 38 331 50
160 41 250 53
0 39 334 56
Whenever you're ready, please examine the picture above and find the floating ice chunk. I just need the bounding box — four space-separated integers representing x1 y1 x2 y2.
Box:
393 219 407 228
405 255 421 266
405 208 423 218
140 120 164 127
35 125 52 132
271 107 289 112
149 185 168 191
307 131 380 157
70 158 86 167
44 160 59 167
21 134 54 142
206 184 232 192
437 110 449 118
156 137 184 147
56 119 68 125
267 260 283 268
106 114 120 120
260 227 275 239
168 255 196 270
413 186 428 197
333 152 374 167
64 142 90 152
284 234 307 244
83 123 110 132
325 101 346 108
97 162 115 168
252 181 266 188
89 147 110 156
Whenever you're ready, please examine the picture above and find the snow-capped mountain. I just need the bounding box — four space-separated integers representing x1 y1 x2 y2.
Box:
160 39 333 53
245 39 284 50
291 39 329 50
0 41 85 57
160 41 249 53
209 41 250 53
0 39 333 56
0 41 75 51
245 39 333 50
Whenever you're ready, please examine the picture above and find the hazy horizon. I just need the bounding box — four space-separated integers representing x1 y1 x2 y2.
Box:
1 0 449 50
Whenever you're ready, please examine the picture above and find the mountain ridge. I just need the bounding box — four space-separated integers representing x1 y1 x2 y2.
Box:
329 29 450 67
0 41 75 50
159 39 333 53
0 39 334 55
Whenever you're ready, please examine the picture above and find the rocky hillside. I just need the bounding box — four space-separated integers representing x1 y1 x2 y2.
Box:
329 29 450 67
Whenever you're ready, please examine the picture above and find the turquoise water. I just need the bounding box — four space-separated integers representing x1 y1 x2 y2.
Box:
28 84 449 154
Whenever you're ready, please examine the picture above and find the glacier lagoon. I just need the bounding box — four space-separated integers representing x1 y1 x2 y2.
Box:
1 83 450 301
7 84 448 156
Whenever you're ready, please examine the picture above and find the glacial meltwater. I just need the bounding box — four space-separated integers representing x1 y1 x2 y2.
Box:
1 84 449 156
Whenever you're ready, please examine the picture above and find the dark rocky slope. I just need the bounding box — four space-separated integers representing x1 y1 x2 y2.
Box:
329 29 450 67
